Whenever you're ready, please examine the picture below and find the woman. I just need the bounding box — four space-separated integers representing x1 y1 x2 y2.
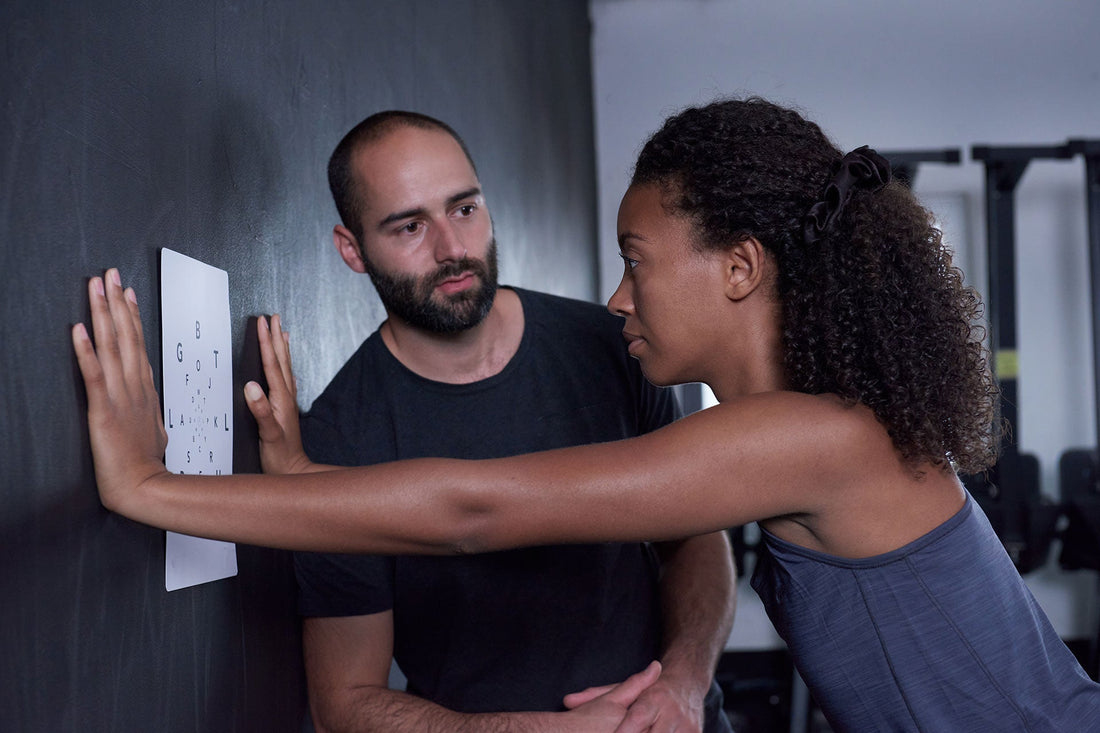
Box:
74 98 1100 730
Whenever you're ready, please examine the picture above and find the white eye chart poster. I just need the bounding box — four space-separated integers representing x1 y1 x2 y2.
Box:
159 248 238 591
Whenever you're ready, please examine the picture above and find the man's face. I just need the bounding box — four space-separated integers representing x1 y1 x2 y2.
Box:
363 236 499 333
352 126 498 333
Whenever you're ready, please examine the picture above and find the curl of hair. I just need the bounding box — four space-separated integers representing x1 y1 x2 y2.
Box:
632 98 999 474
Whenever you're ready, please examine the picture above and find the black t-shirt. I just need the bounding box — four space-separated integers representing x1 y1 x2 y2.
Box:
294 287 679 713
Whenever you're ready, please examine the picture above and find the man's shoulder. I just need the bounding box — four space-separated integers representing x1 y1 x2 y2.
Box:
513 285 608 315
299 329 405 463
512 287 622 336
303 331 388 415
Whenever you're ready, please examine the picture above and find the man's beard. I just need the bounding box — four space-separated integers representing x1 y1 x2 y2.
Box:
364 238 500 334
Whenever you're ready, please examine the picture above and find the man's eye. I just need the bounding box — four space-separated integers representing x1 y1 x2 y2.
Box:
619 253 639 270
402 222 421 234
457 204 476 217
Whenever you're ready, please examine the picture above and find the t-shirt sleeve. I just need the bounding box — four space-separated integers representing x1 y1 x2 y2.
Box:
294 551 396 617
300 406 350 466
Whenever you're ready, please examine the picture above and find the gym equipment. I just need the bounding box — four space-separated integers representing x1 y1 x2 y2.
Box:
1058 138 1100 679
965 143 1073 573
881 148 961 188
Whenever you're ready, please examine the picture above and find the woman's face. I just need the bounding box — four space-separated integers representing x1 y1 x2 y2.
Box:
608 184 731 387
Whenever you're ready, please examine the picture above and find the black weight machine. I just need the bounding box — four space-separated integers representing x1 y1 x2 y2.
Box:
967 140 1100 679
881 148 962 187
1058 138 1100 680
962 143 1074 574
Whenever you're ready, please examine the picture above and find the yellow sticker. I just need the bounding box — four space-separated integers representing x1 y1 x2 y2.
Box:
996 350 1019 379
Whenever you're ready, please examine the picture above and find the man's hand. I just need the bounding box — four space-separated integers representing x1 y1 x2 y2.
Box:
564 664 702 733
71 269 170 513
558 661 664 732
243 314 313 475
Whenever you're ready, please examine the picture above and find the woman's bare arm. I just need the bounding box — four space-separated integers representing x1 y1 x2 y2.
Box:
72 269 877 555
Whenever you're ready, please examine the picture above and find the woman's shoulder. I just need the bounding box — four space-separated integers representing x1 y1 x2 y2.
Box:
695 392 964 557
628 392 890 522
689 391 886 450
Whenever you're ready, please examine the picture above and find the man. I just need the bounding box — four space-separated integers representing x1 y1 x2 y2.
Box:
293 110 736 732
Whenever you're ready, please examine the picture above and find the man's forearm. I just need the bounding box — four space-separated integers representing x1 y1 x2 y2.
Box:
654 531 737 693
313 685 596 733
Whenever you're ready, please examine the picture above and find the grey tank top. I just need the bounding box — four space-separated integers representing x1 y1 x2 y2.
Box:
751 494 1100 732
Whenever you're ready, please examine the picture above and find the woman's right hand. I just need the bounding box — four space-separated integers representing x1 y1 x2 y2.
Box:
243 314 315 475
72 269 170 514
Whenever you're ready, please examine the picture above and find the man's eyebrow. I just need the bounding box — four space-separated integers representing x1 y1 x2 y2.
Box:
446 187 481 207
377 207 426 230
376 187 482 230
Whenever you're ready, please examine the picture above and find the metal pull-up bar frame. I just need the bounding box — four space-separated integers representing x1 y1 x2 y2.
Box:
966 143 1074 574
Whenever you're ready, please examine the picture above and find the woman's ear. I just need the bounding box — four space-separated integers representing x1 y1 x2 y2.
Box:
724 237 768 301
334 225 368 274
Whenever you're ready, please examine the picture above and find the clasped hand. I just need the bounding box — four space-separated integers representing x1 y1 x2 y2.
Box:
565 663 704 733
563 661 695 733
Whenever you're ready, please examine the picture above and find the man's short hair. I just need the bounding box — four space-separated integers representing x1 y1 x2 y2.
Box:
328 111 477 241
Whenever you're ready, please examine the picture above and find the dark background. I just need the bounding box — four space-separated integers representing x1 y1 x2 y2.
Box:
0 1 599 730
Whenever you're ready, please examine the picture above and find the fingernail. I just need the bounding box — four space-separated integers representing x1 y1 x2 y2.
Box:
244 381 263 401
109 269 121 287
125 287 137 304
93 277 105 296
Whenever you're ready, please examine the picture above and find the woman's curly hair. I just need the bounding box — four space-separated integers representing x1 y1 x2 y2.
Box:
632 97 999 474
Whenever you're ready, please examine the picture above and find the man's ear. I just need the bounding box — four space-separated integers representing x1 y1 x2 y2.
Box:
334 225 368 274
724 237 768 301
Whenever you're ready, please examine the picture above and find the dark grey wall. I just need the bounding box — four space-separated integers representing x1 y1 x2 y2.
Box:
0 2 598 730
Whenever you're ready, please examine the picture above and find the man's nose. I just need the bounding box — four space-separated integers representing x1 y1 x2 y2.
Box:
433 221 466 263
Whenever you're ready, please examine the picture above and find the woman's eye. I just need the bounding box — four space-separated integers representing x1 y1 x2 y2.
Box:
619 253 639 270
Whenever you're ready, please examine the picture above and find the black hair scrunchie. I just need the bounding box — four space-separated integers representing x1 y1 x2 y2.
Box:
802 145 891 245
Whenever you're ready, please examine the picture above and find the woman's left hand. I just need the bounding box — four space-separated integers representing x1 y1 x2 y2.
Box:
243 313 314 475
